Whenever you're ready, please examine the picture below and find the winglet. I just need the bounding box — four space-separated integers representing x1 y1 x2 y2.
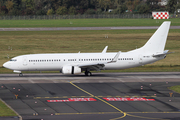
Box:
109 51 121 63
102 46 108 53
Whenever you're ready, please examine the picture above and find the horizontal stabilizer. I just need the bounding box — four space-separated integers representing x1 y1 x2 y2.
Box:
153 50 174 57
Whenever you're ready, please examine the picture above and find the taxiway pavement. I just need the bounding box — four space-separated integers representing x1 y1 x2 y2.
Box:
0 72 180 120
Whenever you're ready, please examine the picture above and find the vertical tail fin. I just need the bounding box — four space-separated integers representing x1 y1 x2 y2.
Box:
142 21 171 54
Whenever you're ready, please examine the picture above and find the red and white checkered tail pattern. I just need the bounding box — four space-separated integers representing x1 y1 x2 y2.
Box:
152 12 169 19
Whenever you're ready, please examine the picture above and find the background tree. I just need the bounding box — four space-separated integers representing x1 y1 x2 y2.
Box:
97 0 112 11
56 6 67 15
0 3 6 15
34 0 45 15
63 0 75 9
166 0 178 13
84 9 96 14
1 0 178 16
96 8 103 14
50 0 63 11
12 0 22 15
146 0 162 12
136 3 149 14
6 0 13 15
47 8 54 15
0 0 7 15
125 0 133 12
22 0 35 15
90 0 99 9
113 4 127 14
68 6 77 15
176 0 180 13
113 0 127 14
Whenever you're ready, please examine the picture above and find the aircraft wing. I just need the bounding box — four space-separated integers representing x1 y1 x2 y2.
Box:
78 51 121 71
78 63 105 71
153 50 174 57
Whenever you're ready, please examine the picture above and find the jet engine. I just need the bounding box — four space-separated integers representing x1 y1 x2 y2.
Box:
62 66 81 74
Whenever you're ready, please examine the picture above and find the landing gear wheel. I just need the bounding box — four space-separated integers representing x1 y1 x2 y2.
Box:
19 73 23 77
85 71 92 76
88 72 92 76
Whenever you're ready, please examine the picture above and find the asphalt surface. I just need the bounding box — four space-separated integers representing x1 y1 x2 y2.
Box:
0 26 180 31
0 72 180 120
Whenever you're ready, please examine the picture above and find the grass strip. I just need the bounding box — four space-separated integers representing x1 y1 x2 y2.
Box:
0 18 180 28
0 99 17 117
169 85 180 94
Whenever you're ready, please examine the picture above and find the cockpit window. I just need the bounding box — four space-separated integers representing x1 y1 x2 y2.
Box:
10 59 17 61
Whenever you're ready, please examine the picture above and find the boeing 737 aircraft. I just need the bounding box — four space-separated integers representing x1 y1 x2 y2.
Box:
3 21 171 76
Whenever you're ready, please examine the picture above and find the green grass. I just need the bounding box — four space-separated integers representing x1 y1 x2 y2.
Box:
0 18 180 28
0 100 17 117
0 29 179 73
169 85 180 93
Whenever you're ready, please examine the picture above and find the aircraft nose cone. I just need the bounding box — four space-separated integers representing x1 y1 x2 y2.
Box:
3 62 10 68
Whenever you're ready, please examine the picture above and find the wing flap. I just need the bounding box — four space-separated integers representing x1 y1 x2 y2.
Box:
78 63 105 71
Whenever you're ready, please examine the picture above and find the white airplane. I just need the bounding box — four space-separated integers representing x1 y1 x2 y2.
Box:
3 21 171 76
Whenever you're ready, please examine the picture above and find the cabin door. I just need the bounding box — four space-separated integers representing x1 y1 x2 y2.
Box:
23 56 28 66
139 55 143 64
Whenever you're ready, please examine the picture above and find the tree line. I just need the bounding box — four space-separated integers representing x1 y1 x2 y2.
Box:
0 0 179 16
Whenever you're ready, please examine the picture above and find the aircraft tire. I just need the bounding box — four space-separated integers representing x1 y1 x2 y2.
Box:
19 73 23 77
85 71 92 76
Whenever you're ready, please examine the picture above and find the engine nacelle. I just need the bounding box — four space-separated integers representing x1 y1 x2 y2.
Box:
62 66 81 75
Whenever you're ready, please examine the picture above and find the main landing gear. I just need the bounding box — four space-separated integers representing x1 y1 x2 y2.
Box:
84 70 92 76
19 73 23 77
